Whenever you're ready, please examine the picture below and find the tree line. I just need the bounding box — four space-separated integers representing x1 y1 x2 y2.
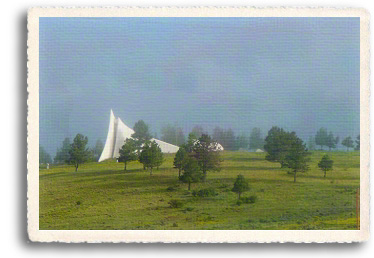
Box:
312 128 359 151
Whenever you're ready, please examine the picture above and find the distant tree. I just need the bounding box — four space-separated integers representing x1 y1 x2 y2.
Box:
118 138 137 171
131 120 152 152
212 126 224 144
235 133 249 150
39 146 52 164
232 175 249 199
179 156 203 190
315 128 328 150
326 132 336 151
54 137 71 164
139 140 164 175
192 134 222 181
93 139 104 161
283 135 311 183
335 136 340 148
161 124 185 146
355 135 360 151
68 134 90 172
223 128 236 151
307 136 316 151
191 125 204 139
249 128 264 150
342 136 354 151
173 146 188 178
318 154 334 178
264 126 294 167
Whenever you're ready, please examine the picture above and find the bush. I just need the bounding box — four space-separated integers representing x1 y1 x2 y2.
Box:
185 207 194 212
249 195 258 203
168 199 184 208
240 195 258 204
194 188 217 197
236 200 243 206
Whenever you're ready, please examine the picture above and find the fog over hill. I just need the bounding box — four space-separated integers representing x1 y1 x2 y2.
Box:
39 17 360 156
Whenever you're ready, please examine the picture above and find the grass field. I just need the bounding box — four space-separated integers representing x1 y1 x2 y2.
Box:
39 151 360 230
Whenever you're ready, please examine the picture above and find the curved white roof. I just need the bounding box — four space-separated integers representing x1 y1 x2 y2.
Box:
99 110 180 162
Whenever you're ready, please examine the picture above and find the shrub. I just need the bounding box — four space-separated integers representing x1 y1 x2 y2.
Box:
236 200 243 206
76 201 81 205
196 188 217 197
168 199 184 208
240 195 258 204
249 195 258 203
185 207 194 212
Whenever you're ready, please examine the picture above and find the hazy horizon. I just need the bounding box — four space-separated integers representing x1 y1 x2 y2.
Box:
39 17 360 157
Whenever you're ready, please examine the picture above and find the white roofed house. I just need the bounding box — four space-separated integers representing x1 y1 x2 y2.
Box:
98 110 180 162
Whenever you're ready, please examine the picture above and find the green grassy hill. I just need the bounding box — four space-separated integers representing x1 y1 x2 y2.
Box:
39 151 360 230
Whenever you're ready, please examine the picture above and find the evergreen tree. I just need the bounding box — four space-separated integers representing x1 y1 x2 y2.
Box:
283 136 310 183
139 140 164 175
131 120 152 152
118 138 137 171
54 137 71 164
232 174 249 199
318 154 334 178
264 126 295 167
192 134 222 181
342 136 354 151
68 134 90 172
179 156 203 190
173 146 188 178
315 128 328 150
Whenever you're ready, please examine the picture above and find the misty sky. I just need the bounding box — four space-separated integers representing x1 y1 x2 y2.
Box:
40 17 360 156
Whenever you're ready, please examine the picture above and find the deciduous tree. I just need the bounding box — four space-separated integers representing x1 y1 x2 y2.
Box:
315 128 328 150
342 136 354 151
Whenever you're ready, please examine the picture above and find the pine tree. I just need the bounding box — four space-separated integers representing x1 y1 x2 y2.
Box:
68 134 90 172
118 138 137 171
232 175 249 199
179 156 203 190
318 154 333 178
139 140 164 175
192 134 222 181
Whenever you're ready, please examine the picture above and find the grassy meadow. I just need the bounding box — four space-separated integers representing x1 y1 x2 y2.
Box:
39 151 360 230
